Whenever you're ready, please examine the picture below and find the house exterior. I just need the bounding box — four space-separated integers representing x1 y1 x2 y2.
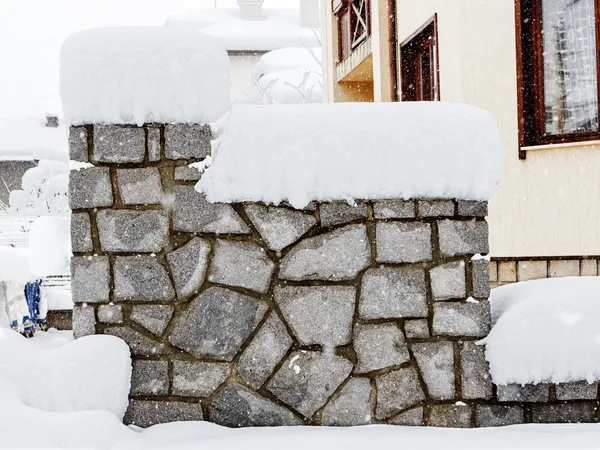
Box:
322 0 600 285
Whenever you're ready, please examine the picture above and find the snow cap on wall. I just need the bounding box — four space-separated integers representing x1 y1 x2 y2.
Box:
198 102 503 209
60 27 231 126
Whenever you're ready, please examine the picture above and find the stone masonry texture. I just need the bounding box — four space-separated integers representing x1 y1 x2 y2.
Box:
70 124 590 429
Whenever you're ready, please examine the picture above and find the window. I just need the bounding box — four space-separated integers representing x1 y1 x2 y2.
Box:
400 16 440 102
333 0 371 61
517 0 600 155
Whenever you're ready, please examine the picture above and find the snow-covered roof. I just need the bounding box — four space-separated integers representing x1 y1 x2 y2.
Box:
0 119 67 162
166 8 319 51
198 102 503 208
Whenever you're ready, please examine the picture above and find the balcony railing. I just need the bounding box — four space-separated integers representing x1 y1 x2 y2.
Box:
334 0 371 62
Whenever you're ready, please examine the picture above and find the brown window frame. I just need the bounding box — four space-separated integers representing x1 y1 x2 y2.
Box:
516 0 600 159
399 15 441 102
333 0 372 62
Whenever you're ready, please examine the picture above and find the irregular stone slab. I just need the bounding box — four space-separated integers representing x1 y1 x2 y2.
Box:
209 240 275 293
437 220 489 257
174 165 202 181
147 127 161 162
460 341 492 400
237 313 294 389
97 304 123 324
472 259 491 298
69 126 88 162
275 286 355 347
172 361 230 397
389 407 424 426
105 327 167 357
165 124 211 160
375 367 425 420
320 202 368 227
244 204 316 251
417 200 454 217
71 213 92 253
71 256 110 303
116 168 163 205
322 378 373 426
496 383 550 402
167 238 211 299
432 301 491 337
556 381 599 400
97 210 169 253
411 341 455 400
131 360 169 396
130 305 174 337
373 200 415 219
354 323 410 373
404 319 430 339
430 261 466 301
531 403 597 424
169 287 268 361
69 167 113 209
428 404 472 428
72 305 95 339
359 268 428 319
93 125 145 163
457 200 488 217
376 222 431 263
475 405 525 427
125 400 203 428
209 383 302 427
114 256 175 302
267 351 353 418
172 186 249 234
280 224 370 281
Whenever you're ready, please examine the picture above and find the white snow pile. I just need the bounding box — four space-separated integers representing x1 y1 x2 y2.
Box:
60 27 230 126
0 118 68 162
251 47 322 82
28 215 71 276
249 68 323 104
198 102 503 208
481 277 600 386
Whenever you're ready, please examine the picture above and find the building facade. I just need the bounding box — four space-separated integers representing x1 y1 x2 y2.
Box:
322 0 600 285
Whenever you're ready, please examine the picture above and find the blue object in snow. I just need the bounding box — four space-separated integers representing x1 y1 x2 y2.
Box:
23 280 44 332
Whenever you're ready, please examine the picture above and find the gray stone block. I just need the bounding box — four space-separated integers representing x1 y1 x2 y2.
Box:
125 400 203 428
114 256 175 302
359 268 428 319
172 361 230 397
267 351 353 418
71 256 110 303
69 167 113 210
319 202 368 227
172 186 249 234
496 383 550 402
237 313 294 389
167 238 211 299
354 323 410 374
280 224 371 281
71 213 93 253
275 285 355 347
389 407 424 426
169 286 268 361
404 319 430 339
412 341 455 400
131 360 169 396
322 378 373 426
472 259 491 298
556 381 599 400
97 304 123 324
375 367 425 420
105 327 167 357
460 341 493 400
244 204 316 252
209 240 275 293
376 222 432 263
428 404 472 428
72 305 95 339
116 168 163 205
69 126 88 162
430 261 466 301
373 200 415 219
174 165 202 181
209 383 302 427
531 403 597 424
93 125 145 163
417 200 454 217
130 305 174 337
147 127 161 162
475 405 525 427
457 200 488 217
97 210 169 253
437 220 489 257
165 124 211 160
432 301 491 337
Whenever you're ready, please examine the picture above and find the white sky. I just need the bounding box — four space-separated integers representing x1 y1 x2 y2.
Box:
0 0 298 119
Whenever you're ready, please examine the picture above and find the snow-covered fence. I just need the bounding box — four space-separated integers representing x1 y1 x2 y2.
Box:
0 215 36 248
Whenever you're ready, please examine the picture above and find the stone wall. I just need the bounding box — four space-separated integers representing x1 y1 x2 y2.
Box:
69 123 600 428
